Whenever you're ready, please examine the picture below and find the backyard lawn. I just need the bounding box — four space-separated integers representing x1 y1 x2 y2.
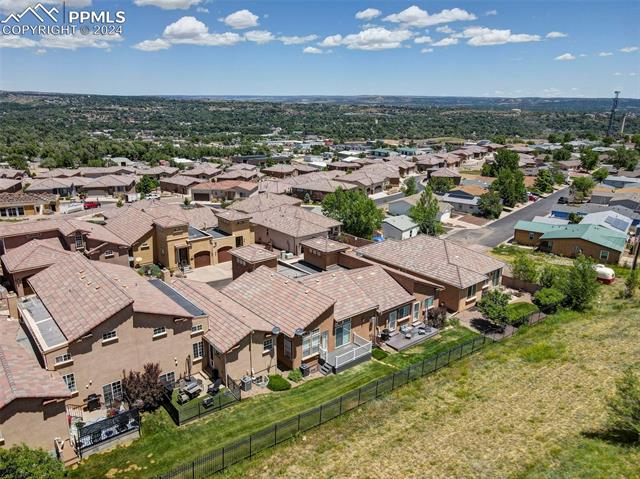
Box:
68 324 475 479
216 283 640 479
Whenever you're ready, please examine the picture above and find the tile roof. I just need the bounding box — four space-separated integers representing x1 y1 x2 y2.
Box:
82 174 136 189
103 207 155 245
262 164 297 175
192 180 258 193
229 193 301 214
227 163 258 171
36 168 81 178
299 237 350 253
336 170 388 188
0 218 89 240
0 319 72 409
346 265 415 313
213 209 252 221
181 164 222 177
66 220 129 247
159 175 204 187
172 279 272 353
431 167 461 178
222 266 335 337
300 270 378 321
282 171 342 187
135 166 179 176
257 179 291 194
357 235 505 289
217 169 259 181
27 254 134 343
230 244 278 263
251 205 340 238
26 177 88 192
0 192 57 206
0 178 21 191
153 215 188 229
1 238 70 273
293 178 358 194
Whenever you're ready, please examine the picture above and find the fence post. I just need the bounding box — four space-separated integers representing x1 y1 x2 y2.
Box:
319 404 323 423
249 434 252 458
421 358 426 376
375 379 379 397
222 447 225 470
339 395 343 414
297 413 301 432
406 367 410 382
434 353 439 370
358 386 362 405
392 372 396 390
192 460 195 479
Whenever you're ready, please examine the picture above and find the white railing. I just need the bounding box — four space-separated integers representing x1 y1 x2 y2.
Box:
334 333 372 369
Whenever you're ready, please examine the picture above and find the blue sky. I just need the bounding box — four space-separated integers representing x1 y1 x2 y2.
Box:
0 0 638 97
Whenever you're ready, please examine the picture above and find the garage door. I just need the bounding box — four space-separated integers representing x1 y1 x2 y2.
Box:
217 246 232 263
193 193 210 202
194 251 211 268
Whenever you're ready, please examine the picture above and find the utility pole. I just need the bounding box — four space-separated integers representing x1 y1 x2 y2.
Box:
606 91 620 137
620 113 628 136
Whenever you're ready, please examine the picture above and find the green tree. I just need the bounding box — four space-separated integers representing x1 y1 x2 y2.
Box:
121 363 165 410
552 148 571 163
408 185 444 236
0 444 64 479
552 169 566 185
592 167 609 183
401 176 418 196
579 148 599 171
476 289 510 326
428 176 454 194
533 169 554 193
135 175 159 197
570 176 595 202
483 149 519 177
533 287 565 314
478 191 503 219
606 368 640 443
322 187 384 239
624 268 640 298
512 253 539 283
491 168 527 207
562 255 600 311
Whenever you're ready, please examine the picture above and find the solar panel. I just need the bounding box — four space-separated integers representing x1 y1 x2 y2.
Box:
604 216 630 232
148 279 206 317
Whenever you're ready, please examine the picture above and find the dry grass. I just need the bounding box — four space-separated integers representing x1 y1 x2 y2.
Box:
220 287 640 479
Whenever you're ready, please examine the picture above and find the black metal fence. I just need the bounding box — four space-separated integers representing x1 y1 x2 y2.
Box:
157 335 492 479
163 388 240 426
76 409 140 458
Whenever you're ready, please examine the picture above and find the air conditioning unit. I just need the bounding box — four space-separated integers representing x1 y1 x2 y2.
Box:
285 252 294 259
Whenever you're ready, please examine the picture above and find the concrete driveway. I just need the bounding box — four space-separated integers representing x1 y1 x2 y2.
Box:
184 262 233 287
446 187 569 248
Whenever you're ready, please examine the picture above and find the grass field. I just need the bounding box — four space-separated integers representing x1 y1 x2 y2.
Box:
69 326 476 479
216 284 640 479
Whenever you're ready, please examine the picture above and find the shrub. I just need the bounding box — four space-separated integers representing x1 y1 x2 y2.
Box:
606 368 640 443
287 369 303 383
267 375 291 391
624 268 639 299
477 289 510 326
426 306 447 328
562 255 600 311
512 253 539 284
505 302 539 325
0 444 65 479
372 348 388 360
533 287 565 313
121 363 165 410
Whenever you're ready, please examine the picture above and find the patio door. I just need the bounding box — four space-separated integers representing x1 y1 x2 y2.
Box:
177 247 189 267
335 319 351 349
320 330 328 353
413 302 420 322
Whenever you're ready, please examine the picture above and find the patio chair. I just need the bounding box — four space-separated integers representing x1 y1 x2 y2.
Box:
177 392 190 405
207 378 222 396
202 396 214 408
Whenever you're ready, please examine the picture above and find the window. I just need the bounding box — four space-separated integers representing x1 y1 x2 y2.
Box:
0 207 25 217
302 328 320 358
492 269 501 286
191 324 203 335
467 284 477 299
192 341 203 360
334 319 351 348
55 353 72 365
74 232 84 250
62 373 76 392
140 243 150 250
153 326 166 337
600 250 609 260
388 310 397 330
102 330 117 342
104 250 114 259
423 296 434 310
400 304 410 318
103 381 123 406
413 302 420 321
236 258 246 266
263 338 273 354
574 246 582 254
159 372 175 385
284 337 292 359
528 232 535 240
235 236 244 247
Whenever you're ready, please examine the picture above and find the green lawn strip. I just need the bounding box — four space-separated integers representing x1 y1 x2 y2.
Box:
380 325 479 369
70 360 395 478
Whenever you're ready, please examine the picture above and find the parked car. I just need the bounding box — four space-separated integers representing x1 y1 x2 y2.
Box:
557 196 569 204
528 194 539 202
83 200 101 210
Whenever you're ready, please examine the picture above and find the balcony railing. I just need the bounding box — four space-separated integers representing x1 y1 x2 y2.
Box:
334 333 372 369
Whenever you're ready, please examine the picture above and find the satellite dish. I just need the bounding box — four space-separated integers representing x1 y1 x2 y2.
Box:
294 328 304 336
271 326 280 335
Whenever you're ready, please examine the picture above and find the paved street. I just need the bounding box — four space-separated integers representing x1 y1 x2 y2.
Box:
446 187 568 248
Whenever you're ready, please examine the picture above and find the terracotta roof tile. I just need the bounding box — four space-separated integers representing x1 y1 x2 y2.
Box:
346 265 415 313
229 193 301 214
1 238 70 273
230 244 278 263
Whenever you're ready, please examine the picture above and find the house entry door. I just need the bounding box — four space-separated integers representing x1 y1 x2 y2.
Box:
335 319 351 348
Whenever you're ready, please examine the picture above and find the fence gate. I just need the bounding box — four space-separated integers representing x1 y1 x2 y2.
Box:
226 375 242 401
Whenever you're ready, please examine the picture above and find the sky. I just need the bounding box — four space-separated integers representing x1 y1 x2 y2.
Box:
0 0 638 97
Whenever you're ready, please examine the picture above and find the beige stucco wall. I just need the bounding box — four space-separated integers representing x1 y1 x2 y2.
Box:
131 229 155 266
0 398 68 451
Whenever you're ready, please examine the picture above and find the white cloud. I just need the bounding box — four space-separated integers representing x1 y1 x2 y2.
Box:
432 37 458 47
196 7 208 13
457 27 540 46
613 72 622 76
318 34 343 48
222 9 259 29
132 38 171 51
435 25 454 34
163 16 208 39
355 8 381 20
543 87 562 96
421 47 433 53
546 31 568 39
620 46 638 53
133 0 201 9
555 53 575 61
39 32 123 50
384 6 476 28
303 46 324 54
485 9 497 16
630 72 637 77
0 34 37 48
340 27 413 50
279 34 318 45
414 36 432 44
579 53 587 57
597 51 613 57
244 30 275 44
